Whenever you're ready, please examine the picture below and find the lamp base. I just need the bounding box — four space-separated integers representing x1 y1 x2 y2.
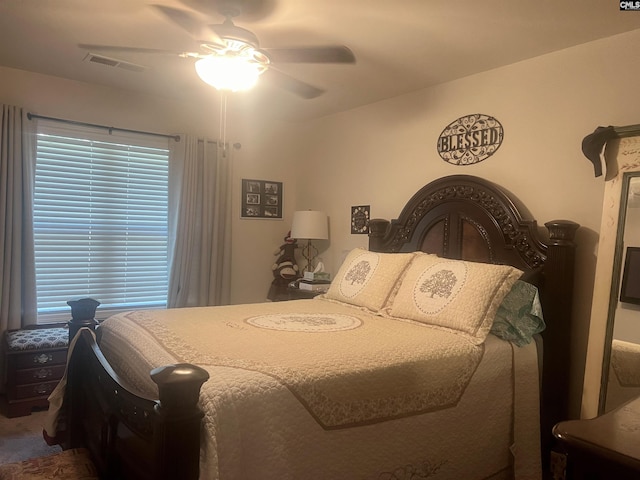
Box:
301 240 319 273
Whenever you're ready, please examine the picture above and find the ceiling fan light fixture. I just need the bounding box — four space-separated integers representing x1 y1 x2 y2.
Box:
195 51 267 92
87 5 355 99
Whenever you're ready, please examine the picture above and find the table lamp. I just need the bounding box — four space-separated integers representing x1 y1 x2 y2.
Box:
290 210 328 273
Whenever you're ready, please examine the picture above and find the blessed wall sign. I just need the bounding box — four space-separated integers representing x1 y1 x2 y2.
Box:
437 114 503 165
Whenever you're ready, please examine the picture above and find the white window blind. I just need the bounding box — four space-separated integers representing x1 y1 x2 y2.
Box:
33 124 169 321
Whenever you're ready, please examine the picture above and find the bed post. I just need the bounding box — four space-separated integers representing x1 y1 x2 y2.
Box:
540 220 579 465
67 298 101 340
150 364 210 480
65 298 100 450
369 219 390 252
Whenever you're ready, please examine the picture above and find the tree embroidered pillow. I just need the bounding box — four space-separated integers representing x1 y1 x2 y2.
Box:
323 248 416 312
387 254 523 344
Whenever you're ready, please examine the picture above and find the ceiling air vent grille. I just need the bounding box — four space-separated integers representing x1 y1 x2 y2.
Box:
83 53 147 72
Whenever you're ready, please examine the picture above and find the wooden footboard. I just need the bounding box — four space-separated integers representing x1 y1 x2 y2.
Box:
64 313 209 479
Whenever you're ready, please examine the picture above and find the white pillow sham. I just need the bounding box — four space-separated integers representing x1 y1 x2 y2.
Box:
387 253 523 344
322 248 415 312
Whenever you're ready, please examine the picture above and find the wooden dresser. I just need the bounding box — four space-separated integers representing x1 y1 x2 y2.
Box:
553 396 640 479
4 325 69 417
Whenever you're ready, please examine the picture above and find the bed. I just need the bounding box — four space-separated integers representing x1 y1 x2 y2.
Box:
47 174 579 480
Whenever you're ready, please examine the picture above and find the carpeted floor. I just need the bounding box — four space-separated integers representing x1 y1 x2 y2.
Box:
0 408 61 465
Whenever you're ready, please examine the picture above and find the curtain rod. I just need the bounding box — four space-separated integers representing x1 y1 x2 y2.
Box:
27 112 181 142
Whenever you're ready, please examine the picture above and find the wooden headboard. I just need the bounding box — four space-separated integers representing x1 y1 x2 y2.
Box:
368 174 579 466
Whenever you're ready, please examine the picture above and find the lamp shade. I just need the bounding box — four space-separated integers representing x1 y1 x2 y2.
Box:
290 211 328 240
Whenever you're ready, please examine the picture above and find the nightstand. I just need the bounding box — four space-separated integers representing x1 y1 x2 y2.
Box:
4 325 69 417
268 282 327 301
284 286 325 300
553 396 640 479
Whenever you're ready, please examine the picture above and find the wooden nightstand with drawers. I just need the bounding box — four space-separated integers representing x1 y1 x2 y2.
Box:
4 325 69 418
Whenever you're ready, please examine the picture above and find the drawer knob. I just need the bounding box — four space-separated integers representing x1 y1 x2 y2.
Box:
34 368 53 379
33 353 53 364
34 383 51 395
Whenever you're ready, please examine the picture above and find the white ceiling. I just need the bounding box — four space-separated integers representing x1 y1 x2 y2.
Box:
1 0 639 120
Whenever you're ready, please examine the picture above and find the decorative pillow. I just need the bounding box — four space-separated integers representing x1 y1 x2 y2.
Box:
387 254 522 344
490 280 546 346
323 248 416 311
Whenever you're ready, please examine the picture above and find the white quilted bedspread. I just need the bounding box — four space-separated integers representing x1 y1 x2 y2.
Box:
97 298 542 480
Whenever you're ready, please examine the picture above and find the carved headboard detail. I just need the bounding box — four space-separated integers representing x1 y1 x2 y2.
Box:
369 175 550 269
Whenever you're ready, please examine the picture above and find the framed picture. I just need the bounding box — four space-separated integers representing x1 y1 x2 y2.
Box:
351 205 370 234
620 246 640 305
241 179 283 219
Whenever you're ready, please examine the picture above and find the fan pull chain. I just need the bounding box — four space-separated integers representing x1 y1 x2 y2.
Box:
219 91 228 157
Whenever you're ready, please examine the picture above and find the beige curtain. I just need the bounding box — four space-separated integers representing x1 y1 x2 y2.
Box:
0 105 38 388
167 136 232 308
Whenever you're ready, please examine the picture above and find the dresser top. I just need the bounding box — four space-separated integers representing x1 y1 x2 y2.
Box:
554 396 640 471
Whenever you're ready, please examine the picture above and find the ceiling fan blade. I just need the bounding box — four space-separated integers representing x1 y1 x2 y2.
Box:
151 4 225 46
177 0 277 22
262 46 356 64
262 68 325 99
78 44 187 56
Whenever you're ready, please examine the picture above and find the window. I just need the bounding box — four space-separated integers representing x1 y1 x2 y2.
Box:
33 123 169 322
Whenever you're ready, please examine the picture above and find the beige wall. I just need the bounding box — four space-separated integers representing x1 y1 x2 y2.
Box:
3 27 640 418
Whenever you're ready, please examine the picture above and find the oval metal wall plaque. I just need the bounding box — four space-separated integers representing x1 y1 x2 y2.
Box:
437 114 504 165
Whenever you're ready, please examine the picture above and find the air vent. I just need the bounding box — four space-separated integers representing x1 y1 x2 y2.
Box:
83 53 148 73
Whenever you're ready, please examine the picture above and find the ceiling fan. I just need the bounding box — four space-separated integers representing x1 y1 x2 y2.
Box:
79 1 356 99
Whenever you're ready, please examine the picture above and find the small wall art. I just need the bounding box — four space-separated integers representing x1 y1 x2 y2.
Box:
241 179 283 219
351 205 370 234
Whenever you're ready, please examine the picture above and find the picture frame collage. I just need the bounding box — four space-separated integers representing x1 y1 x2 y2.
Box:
241 179 283 219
